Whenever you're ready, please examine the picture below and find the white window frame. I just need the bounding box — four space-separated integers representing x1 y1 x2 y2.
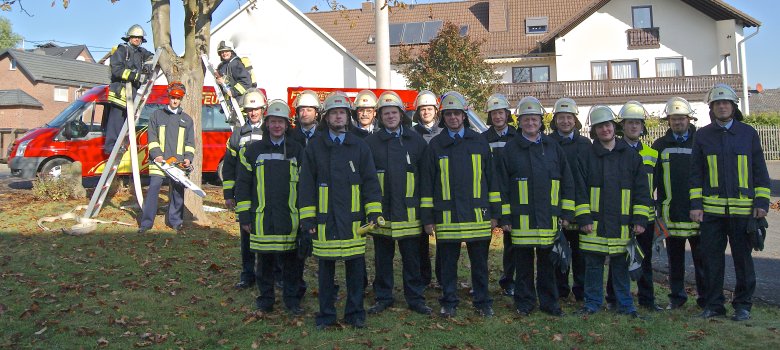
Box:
656 57 684 77
54 86 69 102
525 17 549 34
9 58 17 70
591 60 640 80
632 6 653 29
512 66 550 83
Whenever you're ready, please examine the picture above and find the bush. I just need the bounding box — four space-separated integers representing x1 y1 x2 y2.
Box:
744 112 780 126
32 177 76 201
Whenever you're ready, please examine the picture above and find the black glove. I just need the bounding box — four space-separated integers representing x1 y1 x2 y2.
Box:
747 217 768 251
129 70 140 83
367 213 381 225
296 231 313 259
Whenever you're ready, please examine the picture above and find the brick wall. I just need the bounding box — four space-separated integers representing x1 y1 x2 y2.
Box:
0 56 79 129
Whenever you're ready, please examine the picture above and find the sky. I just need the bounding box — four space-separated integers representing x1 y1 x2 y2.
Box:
1 0 777 88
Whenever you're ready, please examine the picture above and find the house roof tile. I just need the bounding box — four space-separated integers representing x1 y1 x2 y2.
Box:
0 89 43 108
1 49 109 87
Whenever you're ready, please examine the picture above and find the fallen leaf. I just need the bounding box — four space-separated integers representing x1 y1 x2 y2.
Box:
34 327 47 335
97 337 109 347
403 333 412 339
552 333 563 342
633 326 648 336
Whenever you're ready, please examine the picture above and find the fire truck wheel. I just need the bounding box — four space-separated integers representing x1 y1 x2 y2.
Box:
40 158 72 179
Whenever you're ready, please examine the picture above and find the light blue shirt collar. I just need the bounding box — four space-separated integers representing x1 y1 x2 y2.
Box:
385 126 401 137
328 131 344 144
447 127 464 139
673 131 689 142
557 130 574 140
716 119 734 129
270 136 284 146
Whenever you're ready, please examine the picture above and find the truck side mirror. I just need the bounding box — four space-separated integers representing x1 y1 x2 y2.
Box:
63 120 89 139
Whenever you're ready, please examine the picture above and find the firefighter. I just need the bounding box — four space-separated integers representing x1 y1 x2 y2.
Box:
482 93 518 297
223 90 268 290
549 98 590 302
216 40 252 102
651 97 705 309
104 24 154 155
576 105 651 318
234 99 305 315
496 96 583 317
411 90 441 288
138 82 194 233
420 91 502 318
351 90 379 137
298 91 383 329
364 91 432 315
605 101 663 312
690 83 770 321
289 90 322 147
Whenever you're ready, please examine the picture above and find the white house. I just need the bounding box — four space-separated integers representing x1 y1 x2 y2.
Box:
308 0 761 125
208 0 379 100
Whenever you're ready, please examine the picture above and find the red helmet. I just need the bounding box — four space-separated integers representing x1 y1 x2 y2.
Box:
167 81 186 99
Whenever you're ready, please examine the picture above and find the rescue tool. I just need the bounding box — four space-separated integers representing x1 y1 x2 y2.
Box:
201 53 245 127
357 216 386 237
154 157 206 198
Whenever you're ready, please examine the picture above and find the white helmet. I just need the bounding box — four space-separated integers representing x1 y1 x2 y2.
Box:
293 90 321 110
618 101 648 121
414 90 438 110
242 90 268 110
515 96 545 116
663 97 696 120
706 83 739 104
353 90 378 109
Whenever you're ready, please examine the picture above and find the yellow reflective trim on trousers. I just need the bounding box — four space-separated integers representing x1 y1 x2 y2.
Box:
621 189 631 216
471 154 482 199
755 187 770 199
439 158 451 200
235 200 251 212
502 204 511 215
575 204 590 216
550 179 560 206
365 202 382 214
590 187 600 212
489 191 501 203
238 147 251 171
690 187 702 199
442 210 452 224
406 172 415 198
420 197 433 208
300 206 316 219
121 69 132 80
351 185 361 212
158 126 166 152
737 155 749 190
707 155 718 188
177 127 185 155
319 186 328 214
518 180 529 204
255 162 266 212
222 180 235 190
377 171 385 196
561 199 575 211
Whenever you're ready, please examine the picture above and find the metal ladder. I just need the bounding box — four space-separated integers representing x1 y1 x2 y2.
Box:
83 48 163 219
201 53 245 128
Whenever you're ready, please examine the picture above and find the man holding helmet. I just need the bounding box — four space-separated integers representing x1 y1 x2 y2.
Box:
298 91 382 329
651 97 705 310
364 91 432 315
420 91 502 318
549 98 590 302
576 106 651 318
689 84 770 321
223 90 268 290
482 93 518 297
234 100 305 315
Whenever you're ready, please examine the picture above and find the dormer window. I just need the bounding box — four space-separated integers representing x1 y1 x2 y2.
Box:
526 17 548 34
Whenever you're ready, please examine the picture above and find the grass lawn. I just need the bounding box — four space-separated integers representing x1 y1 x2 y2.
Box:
1 187 780 349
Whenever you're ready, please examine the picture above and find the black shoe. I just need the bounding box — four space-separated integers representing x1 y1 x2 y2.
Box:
731 309 751 321
641 303 664 312
516 308 532 317
605 302 617 311
477 306 495 318
255 303 273 313
137 227 151 233
542 308 565 317
315 323 332 331
439 306 457 318
409 303 432 315
347 319 365 329
576 307 597 316
666 302 685 310
234 280 253 290
502 287 515 297
623 311 646 320
698 309 726 319
174 224 185 234
286 305 304 316
367 302 393 315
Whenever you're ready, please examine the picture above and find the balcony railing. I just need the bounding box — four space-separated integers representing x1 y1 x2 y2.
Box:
496 74 743 105
627 27 660 49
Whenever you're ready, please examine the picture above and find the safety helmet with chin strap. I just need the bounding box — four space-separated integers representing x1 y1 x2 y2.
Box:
122 24 147 43
485 93 511 126
550 97 582 131
437 91 470 128
587 105 618 139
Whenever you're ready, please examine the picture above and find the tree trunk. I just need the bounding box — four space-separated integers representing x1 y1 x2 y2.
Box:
150 0 224 227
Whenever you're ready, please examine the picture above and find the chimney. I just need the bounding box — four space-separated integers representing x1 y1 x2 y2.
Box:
489 0 507 32
362 1 373 12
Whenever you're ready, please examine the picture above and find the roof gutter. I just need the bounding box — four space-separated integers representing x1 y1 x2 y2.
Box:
737 25 759 115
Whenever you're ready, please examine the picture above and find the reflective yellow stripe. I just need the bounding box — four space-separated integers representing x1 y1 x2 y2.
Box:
288 162 299 234
319 186 328 214
471 154 482 199
755 187 771 199
177 127 185 155
489 191 501 203
351 184 361 212
121 68 132 80
222 180 235 190
235 200 251 212
234 83 247 95
226 138 237 157
365 201 382 214
701 196 754 216
406 172 415 198
435 221 492 241
647 172 655 220
575 204 591 216
108 87 127 106
159 126 166 153
579 220 630 255
706 155 718 188
550 179 560 206
300 206 316 219
474 208 484 223
374 219 422 239
313 234 367 258
690 188 702 199
256 159 266 212
590 187 600 212
633 205 650 218
407 207 416 221
442 210 452 224
518 179 528 204
148 141 161 151
420 197 433 208
238 147 251 171
511 216 558 246
439 157 451 200
502 204 510 215
737 155 749 190
561 199 575 211
184 146 195 154
621 189 630 216
377 171 385 196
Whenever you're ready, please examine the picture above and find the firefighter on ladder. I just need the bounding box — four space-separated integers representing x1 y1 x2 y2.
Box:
216 40 252 103
482 93 518 297
690 83 770 321
420 91 502 318
234 99 305 315
298 91 383 329
605 101 663 312
549 98 591 302
575 105 651 318
651 97 705 310
364 91 432 316
138 82 194 233
223 90 267 290
104 24 153 155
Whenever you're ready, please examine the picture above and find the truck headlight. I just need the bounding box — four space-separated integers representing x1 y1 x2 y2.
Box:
15 140 30 157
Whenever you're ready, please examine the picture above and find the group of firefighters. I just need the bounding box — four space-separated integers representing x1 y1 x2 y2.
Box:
107 25 770 329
